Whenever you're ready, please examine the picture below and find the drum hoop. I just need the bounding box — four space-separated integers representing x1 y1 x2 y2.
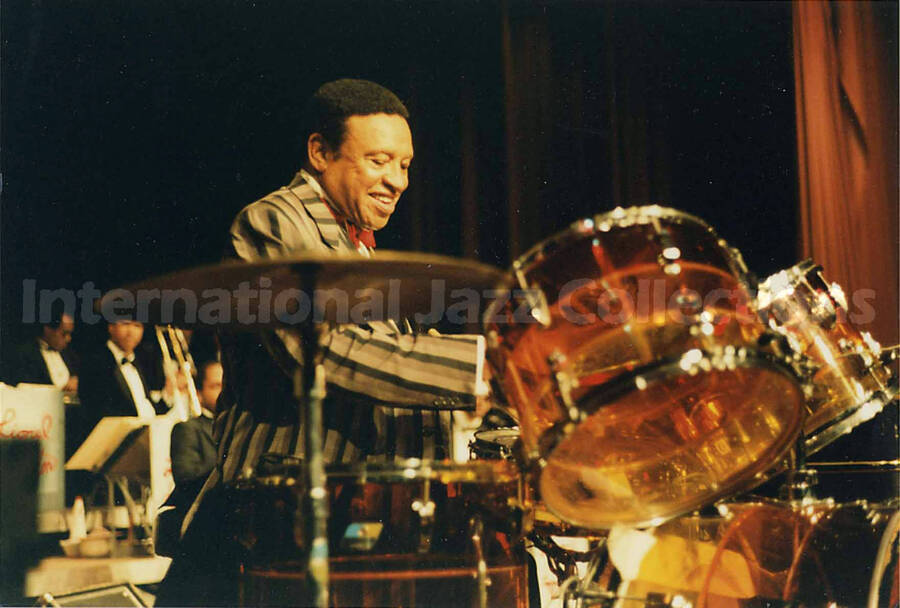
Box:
758 258 823 304
483 205 749 326
530 350 807 528
237 458 520 487
512 205 719 276
804 387 897 454
535 346 806 466
648 498 894 528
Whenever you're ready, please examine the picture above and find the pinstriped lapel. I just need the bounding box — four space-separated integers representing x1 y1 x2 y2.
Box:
285 172 347 250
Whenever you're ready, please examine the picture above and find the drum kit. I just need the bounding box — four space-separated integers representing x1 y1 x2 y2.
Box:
112 205 897 607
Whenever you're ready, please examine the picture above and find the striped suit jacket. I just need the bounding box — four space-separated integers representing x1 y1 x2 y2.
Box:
209 171 482 488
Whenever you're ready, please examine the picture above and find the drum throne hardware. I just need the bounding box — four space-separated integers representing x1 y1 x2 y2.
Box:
102 252 519 608
485 206 808 530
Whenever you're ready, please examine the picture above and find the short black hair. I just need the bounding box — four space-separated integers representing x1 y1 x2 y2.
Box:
44 299 73 329
301 79 410 152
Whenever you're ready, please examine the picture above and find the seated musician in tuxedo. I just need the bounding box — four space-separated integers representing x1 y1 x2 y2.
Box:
156 360 223 555
170 360 222 512
157 79 491 607
6 309 79 392
77 320 172 430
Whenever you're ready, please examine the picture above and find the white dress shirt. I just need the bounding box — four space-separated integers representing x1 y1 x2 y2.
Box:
38 339 71 388
106 340 157 419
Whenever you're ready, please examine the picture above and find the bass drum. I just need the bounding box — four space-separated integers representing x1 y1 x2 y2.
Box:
607 499 900 608
229 457 530 608
484 206 806 529
757 259 898 453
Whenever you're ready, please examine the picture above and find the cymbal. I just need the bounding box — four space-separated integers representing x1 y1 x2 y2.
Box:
96 251 508 329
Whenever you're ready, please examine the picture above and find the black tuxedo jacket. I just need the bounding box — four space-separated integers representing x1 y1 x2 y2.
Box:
5 339 79 386
77 346 168 429
169 415 216 512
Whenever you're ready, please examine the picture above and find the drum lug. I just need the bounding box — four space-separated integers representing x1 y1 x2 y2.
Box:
827 280 849 310
548 351 582 421
837 337 856 355
411 480 435 554
758 331 810 372
810 291 837 328
526 286 551 327
650 217 683 275
723 240 750 277
513 267 552 327
486 329 500 350
857 331 886 369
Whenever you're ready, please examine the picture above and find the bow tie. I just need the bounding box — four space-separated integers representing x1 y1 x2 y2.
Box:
120 357 134 366
324 203 376 249
346 223 376 249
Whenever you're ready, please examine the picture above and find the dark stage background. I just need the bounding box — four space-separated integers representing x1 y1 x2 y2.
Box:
2 2 894 457
2 1 798 325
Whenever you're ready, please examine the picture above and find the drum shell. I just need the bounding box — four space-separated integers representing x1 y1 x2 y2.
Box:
758 260 898 453
241 558 529 608
608 499 900 608
485 208 764 459
228 460 530 607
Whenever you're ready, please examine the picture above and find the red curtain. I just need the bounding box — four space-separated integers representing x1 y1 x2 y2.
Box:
794 1 899 347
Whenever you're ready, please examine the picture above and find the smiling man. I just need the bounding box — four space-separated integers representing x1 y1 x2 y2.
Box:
309 111 412 232
217 79 484 476
157 80 487 606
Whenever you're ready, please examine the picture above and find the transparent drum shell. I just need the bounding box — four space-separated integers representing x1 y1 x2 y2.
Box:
484 206 806 529
609 499 900 608
758 259 899 454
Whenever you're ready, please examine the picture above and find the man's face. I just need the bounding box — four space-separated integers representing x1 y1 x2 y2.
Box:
199 362 223 411
108 321 144 355
43 314 74 351
312 113 413 231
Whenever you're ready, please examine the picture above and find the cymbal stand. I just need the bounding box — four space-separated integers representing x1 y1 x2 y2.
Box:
293 267 329 608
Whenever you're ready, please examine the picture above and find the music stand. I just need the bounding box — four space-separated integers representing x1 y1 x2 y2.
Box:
67 418 150 481
66 418 159 546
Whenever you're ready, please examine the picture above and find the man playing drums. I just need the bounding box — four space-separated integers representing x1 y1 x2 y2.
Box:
157 79 491 606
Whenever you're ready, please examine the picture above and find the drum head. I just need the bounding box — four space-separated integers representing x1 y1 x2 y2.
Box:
538 354 805 529
474 428 521 449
